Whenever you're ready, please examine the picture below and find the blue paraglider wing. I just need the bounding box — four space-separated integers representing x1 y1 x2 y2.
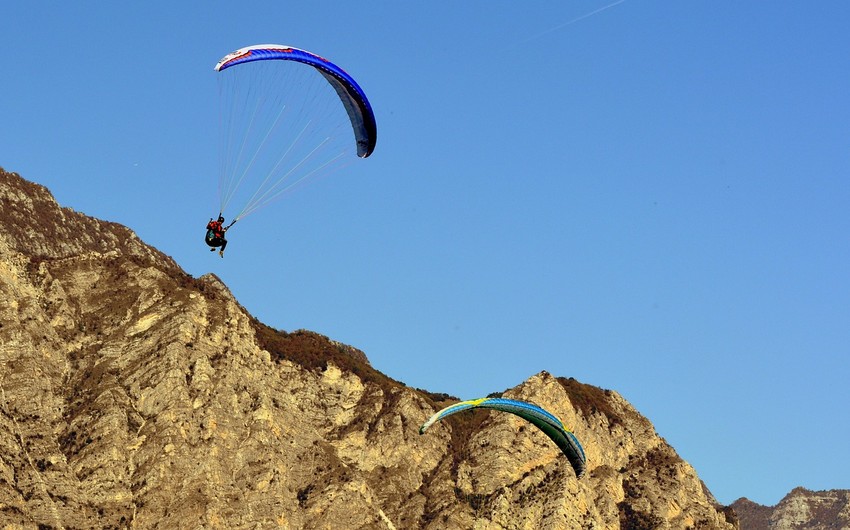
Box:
215 44 377 158
420 397 587 477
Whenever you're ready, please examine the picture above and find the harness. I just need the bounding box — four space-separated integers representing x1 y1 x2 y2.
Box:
204 216 236 247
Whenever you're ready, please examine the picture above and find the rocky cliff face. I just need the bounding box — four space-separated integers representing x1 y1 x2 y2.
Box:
731 488 850 530
0 167 738 529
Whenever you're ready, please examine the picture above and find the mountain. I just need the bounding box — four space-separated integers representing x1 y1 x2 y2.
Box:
731 488 850 530
0 166 738 529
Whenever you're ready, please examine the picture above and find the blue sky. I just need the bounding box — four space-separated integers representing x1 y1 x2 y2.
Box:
3 2 849 507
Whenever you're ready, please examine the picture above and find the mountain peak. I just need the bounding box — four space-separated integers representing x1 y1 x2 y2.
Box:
731 488 850 529
0 167 746 527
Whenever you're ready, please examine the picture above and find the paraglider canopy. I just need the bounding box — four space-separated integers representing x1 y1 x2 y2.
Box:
215 44 376 158
420 397 587 478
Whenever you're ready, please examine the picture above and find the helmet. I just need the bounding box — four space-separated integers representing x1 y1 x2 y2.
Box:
218 216 225 223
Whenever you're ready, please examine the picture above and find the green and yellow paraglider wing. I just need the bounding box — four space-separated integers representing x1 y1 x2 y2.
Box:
419 397 586 477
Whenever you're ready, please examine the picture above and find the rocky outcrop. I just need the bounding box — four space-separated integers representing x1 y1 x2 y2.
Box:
732 488 850 530
0 167 738 528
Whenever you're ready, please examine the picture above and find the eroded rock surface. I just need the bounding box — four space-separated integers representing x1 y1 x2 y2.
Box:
1 168 738 529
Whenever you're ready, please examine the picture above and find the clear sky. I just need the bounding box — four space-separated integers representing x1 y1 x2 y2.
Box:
3 1 848 507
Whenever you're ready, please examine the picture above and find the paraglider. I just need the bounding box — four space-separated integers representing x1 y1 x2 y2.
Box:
419 397 587 478
205 215 229 257
207 44 377 252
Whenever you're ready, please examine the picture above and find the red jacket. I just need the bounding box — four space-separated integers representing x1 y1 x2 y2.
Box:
207 220 224 238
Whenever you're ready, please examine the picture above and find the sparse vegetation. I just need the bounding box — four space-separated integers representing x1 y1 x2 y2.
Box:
618 501 663 530
251 322 401 395
454 487 490 511
557 376 625 428
296 484 314 508
414 389 459 405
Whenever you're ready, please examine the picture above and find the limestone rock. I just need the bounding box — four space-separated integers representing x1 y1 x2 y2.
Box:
732 488 850 530
0 167 741 529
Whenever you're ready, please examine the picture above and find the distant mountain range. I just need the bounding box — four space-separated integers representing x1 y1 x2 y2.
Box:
731 488 850 530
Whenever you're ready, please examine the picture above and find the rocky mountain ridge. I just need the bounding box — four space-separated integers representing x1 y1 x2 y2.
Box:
731 488 850 530
0 166 760 528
